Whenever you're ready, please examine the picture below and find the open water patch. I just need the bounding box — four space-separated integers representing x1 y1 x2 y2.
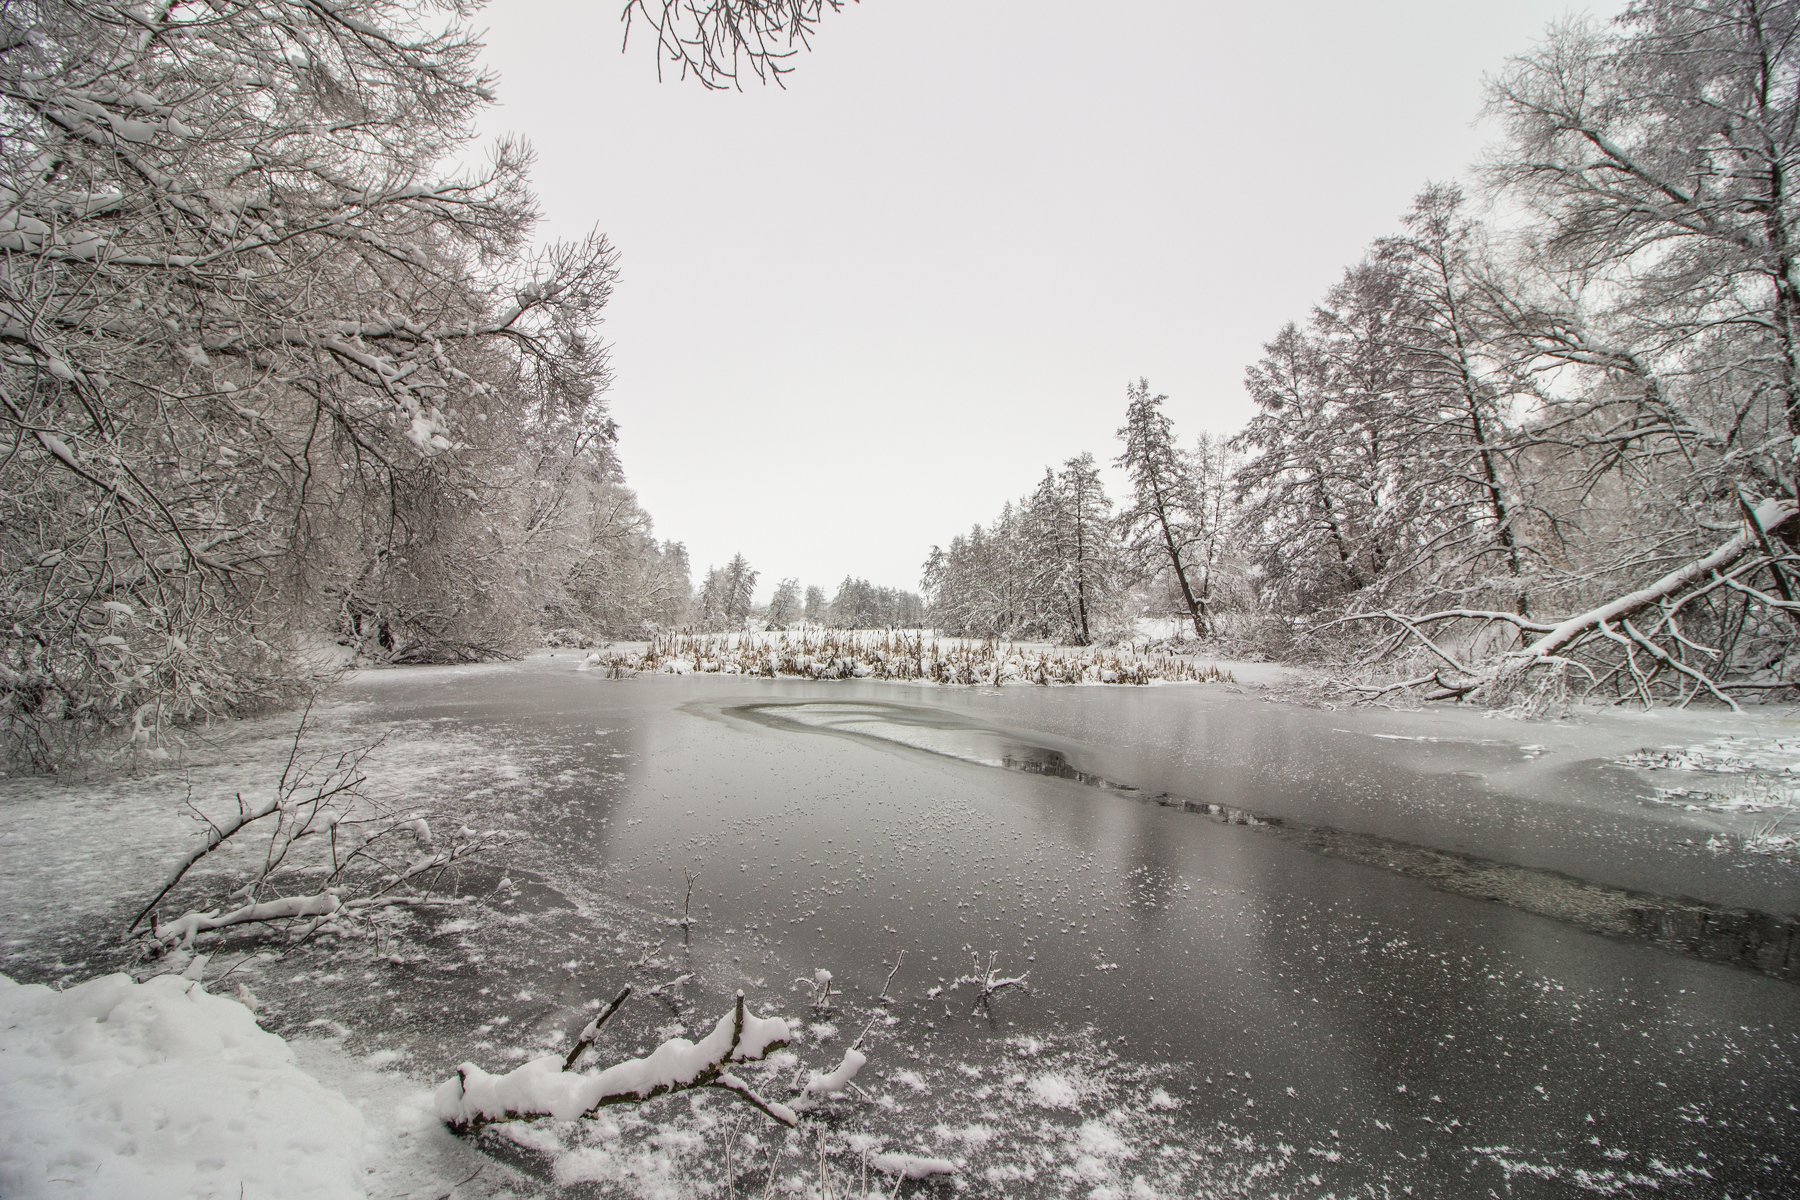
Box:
726 699 1800 984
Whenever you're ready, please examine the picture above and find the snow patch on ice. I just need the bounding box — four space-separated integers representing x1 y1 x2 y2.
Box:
1026 1070 1085 1109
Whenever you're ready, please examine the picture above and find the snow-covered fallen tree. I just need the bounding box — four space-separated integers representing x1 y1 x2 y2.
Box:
870 1151 961 1182
129 716 505 955
437 983 919 1155
1327 498 1800 710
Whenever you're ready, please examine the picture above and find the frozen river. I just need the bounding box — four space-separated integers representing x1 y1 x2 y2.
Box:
5 657 1799 1196
357 662 1800 1196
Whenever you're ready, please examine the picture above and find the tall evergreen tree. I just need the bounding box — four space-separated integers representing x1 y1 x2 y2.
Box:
720 554 758 626
1117 379 1212 636
802 585 828 625
1021 454 1126 645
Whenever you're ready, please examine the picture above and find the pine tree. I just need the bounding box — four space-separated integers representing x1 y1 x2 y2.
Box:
720 554 759 626
803 585 828 625
1117 379 1212 636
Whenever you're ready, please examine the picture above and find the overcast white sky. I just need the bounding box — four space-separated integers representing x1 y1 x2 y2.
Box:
472 0 1608 598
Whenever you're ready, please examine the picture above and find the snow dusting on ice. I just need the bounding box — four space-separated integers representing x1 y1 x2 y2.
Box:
1618 733 1800 857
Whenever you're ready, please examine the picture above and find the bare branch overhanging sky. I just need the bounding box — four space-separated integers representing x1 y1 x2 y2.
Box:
473 0 1607 598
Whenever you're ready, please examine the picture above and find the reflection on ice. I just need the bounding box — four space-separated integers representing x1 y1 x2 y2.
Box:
731 698 1800 983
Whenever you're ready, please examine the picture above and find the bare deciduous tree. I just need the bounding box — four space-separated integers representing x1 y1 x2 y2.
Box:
620 0 855 90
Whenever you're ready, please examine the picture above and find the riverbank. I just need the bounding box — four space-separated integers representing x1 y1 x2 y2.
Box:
0 971 496 1200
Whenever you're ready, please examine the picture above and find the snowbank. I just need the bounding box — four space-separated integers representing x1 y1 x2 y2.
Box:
0 972 366 1200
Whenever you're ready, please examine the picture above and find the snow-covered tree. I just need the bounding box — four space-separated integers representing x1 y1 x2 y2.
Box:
924 505 1036 639
1018 455 1128 645
1232 311 1388 615
802 584 828 625
1342 0 1800 702
824 577 925 629
1116 379 1215 636
540 480 694 641
0 0 618 760
695 569 726 630
1377 185 1536 616
720 554 759 626
695 554 757 630
764 578 802 628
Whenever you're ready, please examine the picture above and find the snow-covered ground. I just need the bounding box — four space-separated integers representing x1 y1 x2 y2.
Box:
0 970 503 1200
0 971 364 1199
0 690 553 1200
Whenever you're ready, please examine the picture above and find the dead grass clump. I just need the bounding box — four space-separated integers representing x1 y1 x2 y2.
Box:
587 630 1234 688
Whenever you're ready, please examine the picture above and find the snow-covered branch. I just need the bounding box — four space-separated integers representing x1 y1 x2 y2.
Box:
437 991 797 1133
945 949 1030 1012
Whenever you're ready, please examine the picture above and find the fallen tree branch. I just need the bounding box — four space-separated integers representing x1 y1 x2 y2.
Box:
564 986 634 1071
131 722 505 955
127 708 373 933
437 991 798 1133
1504 499 1794 669
951 949 1030 1012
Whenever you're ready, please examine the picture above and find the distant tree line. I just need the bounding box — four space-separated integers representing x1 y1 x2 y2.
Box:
924 454 1128 646
681 560 923 632
818 577 927 629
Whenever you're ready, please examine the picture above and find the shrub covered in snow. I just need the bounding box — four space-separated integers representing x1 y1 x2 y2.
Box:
587 629 1233 687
